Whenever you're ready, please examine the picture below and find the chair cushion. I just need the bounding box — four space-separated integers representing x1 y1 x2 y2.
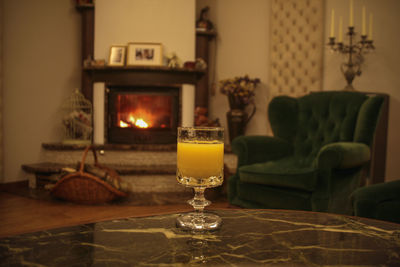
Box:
238 157 318 192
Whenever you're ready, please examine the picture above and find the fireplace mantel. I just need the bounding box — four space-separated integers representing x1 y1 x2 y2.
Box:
82 65 205 101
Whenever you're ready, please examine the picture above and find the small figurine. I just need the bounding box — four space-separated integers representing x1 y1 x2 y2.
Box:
196 6 214 31
166 52 181 68
195 58 207 70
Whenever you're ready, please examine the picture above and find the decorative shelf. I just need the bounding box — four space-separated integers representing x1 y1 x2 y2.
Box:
84 65 204 74
82 65 205 100
83 65 205 85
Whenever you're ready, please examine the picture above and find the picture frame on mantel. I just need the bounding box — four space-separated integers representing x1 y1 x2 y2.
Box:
108 45 126 66
127 42 163 66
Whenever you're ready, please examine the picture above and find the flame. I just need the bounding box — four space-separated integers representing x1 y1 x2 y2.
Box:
118 109 155 129
128 114 135 124
119 120 129 128
118 115 149 129
135 118 148 128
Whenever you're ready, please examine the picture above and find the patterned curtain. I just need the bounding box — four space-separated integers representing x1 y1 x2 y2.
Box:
269 0 324 99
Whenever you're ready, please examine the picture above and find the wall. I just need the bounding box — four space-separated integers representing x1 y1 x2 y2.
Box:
197 0 271 136
323 0 400 181
2 0 81 183
94 0 195 63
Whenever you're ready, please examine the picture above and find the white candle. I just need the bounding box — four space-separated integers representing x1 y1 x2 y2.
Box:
362 6 366 35
369 13 373 40
330 9 335 37
338 16 343 43
349 0 354 27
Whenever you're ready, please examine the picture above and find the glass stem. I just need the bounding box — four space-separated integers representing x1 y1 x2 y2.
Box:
189 187 211 215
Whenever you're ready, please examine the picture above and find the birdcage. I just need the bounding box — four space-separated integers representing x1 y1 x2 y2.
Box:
62 89 93 144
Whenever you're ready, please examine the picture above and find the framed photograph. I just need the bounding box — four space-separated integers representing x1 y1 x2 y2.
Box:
108 45 126 66
127 42 163 66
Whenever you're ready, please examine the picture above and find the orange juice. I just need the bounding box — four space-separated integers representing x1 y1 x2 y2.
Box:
177 141 224 187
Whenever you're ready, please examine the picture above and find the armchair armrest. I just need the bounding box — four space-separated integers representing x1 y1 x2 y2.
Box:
316 142 371 170
231 135 293 168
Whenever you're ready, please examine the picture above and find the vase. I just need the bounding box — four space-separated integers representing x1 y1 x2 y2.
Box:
226 94 256 144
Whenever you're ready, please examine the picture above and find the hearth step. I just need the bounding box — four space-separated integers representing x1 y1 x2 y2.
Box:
21 162 226 205
22 162 229 192
22 162 177 189
22 162 177 175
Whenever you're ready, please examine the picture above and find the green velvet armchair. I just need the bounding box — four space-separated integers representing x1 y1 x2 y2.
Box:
228 91 384 215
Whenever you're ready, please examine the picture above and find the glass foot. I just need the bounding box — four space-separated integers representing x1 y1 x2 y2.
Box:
176 212 222 231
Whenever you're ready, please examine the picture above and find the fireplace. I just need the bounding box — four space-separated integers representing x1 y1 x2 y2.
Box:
106 85 180 144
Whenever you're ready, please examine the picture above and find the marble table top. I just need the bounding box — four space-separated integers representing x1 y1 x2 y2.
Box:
1 209 400 266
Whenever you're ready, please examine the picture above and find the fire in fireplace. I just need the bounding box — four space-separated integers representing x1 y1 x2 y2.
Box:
107 85 180 144
116 95 171 129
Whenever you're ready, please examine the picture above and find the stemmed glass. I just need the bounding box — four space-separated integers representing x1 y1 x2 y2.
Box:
176 127 224 231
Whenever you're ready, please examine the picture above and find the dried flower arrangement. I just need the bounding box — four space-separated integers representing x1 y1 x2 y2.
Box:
219 75 260 109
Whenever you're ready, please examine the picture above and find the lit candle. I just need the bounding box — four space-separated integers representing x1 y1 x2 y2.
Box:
177 142 224 179
338 16 343 43
349 0 354 27
369 13 373 40
330 9 335 37
362 6 366 35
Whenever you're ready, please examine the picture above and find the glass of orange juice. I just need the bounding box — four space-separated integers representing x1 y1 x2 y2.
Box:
176 127 224 231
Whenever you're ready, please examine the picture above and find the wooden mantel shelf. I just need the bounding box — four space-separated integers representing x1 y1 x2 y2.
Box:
84 65 204 85
82 65 205 100
84 65 204 72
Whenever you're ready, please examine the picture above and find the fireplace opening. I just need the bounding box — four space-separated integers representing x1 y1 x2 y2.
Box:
107 85 180 144
116 94 172 129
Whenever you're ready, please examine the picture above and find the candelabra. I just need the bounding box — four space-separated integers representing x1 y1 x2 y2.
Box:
328 27 375 91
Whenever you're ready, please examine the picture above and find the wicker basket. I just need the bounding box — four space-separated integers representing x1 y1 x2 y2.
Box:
51 146 128 204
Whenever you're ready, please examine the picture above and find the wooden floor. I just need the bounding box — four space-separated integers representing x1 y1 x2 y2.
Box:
0 192 230 238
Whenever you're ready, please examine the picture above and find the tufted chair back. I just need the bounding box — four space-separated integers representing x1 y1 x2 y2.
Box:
268 91 383 166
